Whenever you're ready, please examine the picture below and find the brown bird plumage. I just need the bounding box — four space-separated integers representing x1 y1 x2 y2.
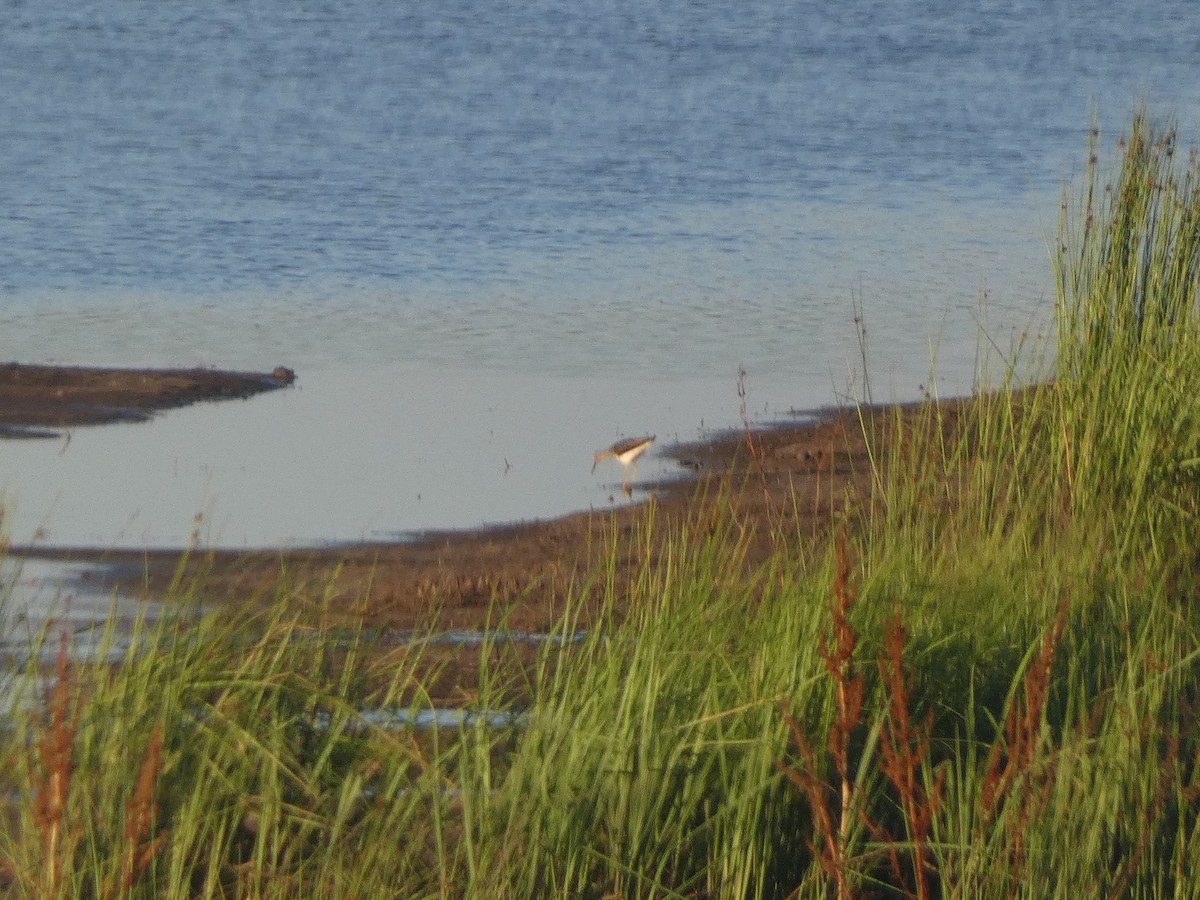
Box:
592 435 655 492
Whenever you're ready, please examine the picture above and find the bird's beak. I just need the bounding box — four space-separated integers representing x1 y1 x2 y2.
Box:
591 460 598 474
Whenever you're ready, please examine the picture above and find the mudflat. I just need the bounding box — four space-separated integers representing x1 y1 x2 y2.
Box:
2 361 934 636
0 361 296 436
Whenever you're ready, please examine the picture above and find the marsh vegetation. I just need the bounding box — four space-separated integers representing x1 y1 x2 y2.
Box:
3 110 1200 898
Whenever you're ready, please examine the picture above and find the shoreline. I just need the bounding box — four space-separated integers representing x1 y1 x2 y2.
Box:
2 363 897 634
0 362 968 705
0 362 946 633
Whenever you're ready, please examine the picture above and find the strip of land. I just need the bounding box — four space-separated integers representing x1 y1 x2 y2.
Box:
0 361 296 436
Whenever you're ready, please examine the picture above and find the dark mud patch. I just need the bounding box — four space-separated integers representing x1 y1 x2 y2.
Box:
0 362 296 434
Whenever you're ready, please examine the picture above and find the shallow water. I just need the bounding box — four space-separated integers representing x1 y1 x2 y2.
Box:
3 363 807 548
0 555 155 659
0 199 1054 547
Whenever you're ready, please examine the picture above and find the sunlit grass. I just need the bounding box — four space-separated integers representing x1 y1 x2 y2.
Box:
1 108 1200 896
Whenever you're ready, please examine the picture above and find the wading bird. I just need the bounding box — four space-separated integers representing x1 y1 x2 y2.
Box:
592 435 655 493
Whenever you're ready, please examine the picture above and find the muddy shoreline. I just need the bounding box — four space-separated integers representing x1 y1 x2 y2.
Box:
0 361 295 436
2 362 903 632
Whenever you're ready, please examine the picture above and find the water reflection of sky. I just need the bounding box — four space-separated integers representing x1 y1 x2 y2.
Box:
0 365 773 548
0 555 155 659
3 197 1053 380
0 196 1056 549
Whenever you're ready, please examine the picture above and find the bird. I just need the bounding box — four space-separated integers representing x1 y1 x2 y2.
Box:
592 435 655 493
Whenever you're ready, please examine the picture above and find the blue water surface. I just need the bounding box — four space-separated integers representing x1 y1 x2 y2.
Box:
1 1 1195 301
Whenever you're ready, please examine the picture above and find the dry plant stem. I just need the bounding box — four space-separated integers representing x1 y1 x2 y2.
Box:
30 640 167 900
737 366 760 463
777 530 863 900
103 724 168 900
825 531 864 855
778 706 851 896
877 611 944 900
34 634 80 898
978 601 1068 885
980 602 1066 818
851 286 873 405
737 366 778 528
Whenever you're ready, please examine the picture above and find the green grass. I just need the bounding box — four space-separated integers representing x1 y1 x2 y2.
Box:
3 108 1200 897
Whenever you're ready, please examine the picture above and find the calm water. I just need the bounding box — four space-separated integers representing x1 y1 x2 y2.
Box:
2 1 1200 549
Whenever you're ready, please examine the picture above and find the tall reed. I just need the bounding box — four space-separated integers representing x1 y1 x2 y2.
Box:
1053 110 1200 565
1 109 1200 896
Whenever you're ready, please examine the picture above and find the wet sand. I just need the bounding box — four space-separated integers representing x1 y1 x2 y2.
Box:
1 362 923 634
